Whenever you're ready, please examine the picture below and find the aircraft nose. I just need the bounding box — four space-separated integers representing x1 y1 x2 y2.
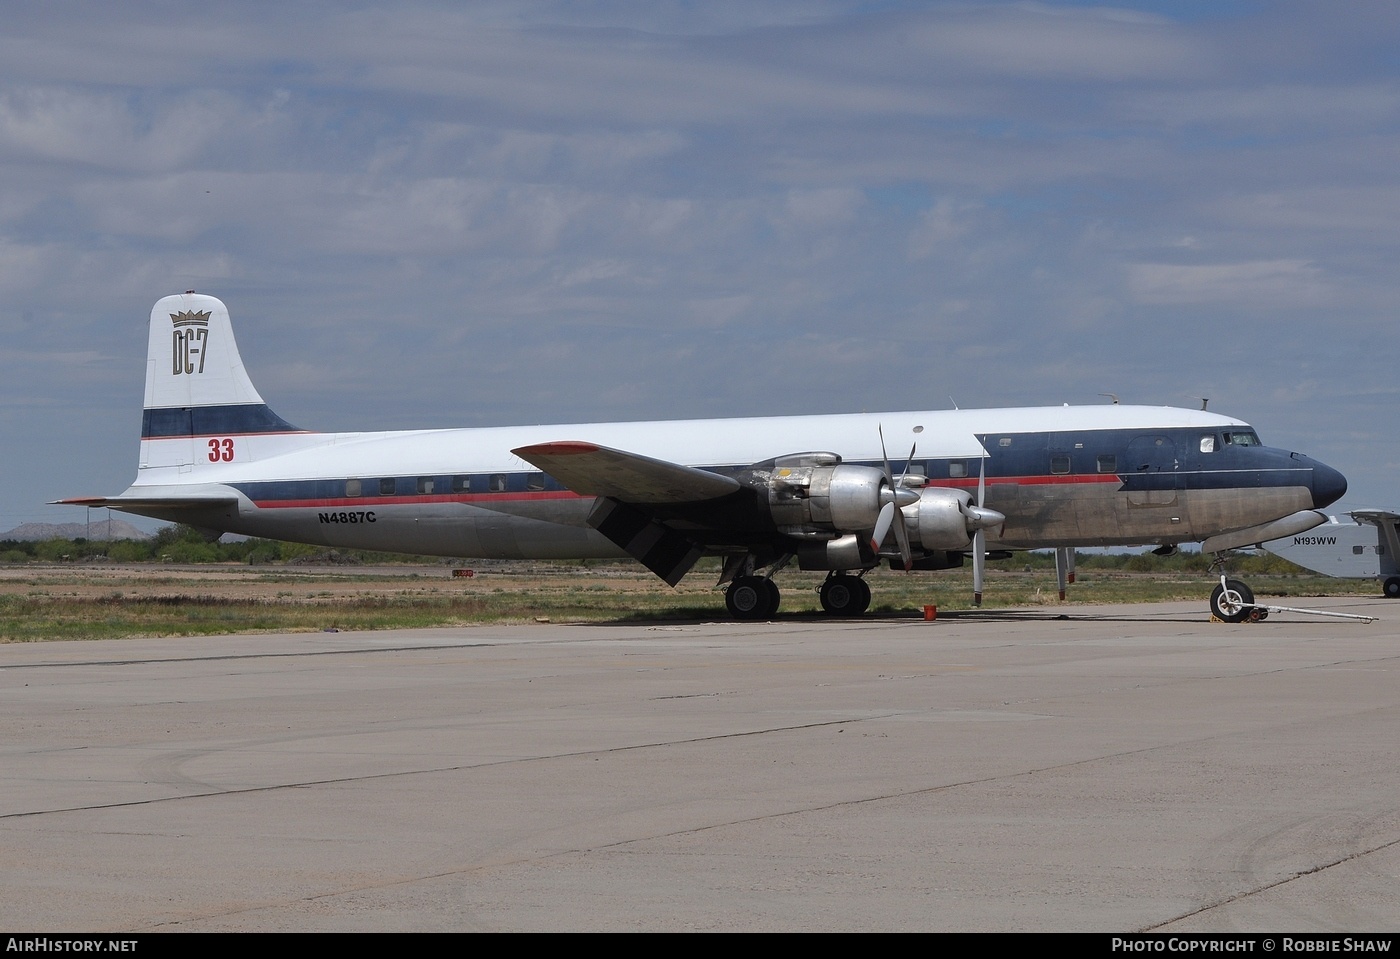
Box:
1309 458 1347 509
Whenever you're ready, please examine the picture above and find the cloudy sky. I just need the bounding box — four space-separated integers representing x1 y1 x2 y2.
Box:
4 1 1398 534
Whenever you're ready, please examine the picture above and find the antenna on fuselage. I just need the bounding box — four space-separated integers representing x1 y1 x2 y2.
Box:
1200 397 1210 410
1098 393 1119 405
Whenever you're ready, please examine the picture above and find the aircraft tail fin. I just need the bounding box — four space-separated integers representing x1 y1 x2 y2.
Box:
143 292 299 433
138 292 310 473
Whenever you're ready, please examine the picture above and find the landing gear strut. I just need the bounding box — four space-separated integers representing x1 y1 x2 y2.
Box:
819 573 871 616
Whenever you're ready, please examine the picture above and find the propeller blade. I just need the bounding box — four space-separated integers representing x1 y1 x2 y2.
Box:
871 501 896 553
879 424 892 486
875 426 917 568
977 447 987 507
972 528 985 606
892 507 912 570
898 442 917 486
973 442 987 605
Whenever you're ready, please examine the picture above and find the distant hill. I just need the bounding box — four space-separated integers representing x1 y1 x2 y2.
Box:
2 520 155 542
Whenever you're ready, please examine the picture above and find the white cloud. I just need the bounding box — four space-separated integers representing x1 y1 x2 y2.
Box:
1126 259 1325 307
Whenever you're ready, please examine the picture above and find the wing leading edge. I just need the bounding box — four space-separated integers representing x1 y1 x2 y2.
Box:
511 441 740 503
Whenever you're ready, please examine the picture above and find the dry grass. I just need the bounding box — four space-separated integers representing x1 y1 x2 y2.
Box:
0 561 1381 642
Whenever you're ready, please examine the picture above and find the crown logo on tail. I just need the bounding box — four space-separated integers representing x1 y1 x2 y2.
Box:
170 310 211 328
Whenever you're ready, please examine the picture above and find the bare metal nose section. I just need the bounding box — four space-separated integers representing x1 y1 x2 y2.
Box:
1304 456 1347 509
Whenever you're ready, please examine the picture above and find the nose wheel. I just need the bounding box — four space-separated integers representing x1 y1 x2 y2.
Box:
1209 577 1256 623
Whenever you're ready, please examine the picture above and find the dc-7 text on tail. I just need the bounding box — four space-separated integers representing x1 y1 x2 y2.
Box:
59 293 1348 621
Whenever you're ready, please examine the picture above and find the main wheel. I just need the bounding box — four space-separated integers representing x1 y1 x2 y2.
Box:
726 576 779 620
1210 579 1255 623
1384 576 1400 599
819 575 871 616
762 577 781 616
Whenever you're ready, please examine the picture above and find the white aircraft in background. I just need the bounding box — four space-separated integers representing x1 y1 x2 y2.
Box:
1261 510 1400 598
59 293 1347 621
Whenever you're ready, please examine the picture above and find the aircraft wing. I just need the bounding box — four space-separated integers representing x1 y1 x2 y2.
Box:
512 441 741 504
1348 509 1400 524
512 441 746 587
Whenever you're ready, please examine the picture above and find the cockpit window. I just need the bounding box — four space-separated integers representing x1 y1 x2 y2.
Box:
1223 431 1261 447
1200 436 1216 453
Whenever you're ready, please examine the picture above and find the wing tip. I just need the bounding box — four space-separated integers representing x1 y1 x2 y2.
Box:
513 441 601 457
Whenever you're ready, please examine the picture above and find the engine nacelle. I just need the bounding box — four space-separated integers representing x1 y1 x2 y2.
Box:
765 463 887 535
905 487 976 550
797 534 875 571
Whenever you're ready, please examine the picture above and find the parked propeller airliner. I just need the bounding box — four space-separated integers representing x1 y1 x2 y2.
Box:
60 293 1347 621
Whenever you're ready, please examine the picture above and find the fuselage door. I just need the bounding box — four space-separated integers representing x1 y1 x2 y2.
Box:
1125 435 1179 507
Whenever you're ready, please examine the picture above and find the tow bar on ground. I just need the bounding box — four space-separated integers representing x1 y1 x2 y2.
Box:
1213 576 1377 624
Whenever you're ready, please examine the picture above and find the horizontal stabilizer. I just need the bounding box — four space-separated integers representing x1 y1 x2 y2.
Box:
513 441 740 504
51 494 239 510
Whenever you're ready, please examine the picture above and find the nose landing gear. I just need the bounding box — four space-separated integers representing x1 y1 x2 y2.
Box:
1209 576 1257 623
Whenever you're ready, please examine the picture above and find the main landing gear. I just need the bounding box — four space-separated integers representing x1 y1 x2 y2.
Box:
819 573 871 616
725 575 781 620
722 569 873 620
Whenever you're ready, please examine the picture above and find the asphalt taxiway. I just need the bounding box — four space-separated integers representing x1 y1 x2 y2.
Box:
3 597 1399 931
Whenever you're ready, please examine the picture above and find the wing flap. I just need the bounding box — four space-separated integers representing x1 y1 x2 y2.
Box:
512 441 740 504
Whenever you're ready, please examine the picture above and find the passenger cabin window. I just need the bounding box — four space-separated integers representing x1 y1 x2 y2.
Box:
345 479 361 497
1354 546 1365 555
1200 436 1216 453
1050 454 1070 475
949 461 968 478
379 478 396 496
417 477 435 494
490 474 507 492
998 437 1012 447
451 476 471 493
527 473 547 491
1097 454 1117 473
